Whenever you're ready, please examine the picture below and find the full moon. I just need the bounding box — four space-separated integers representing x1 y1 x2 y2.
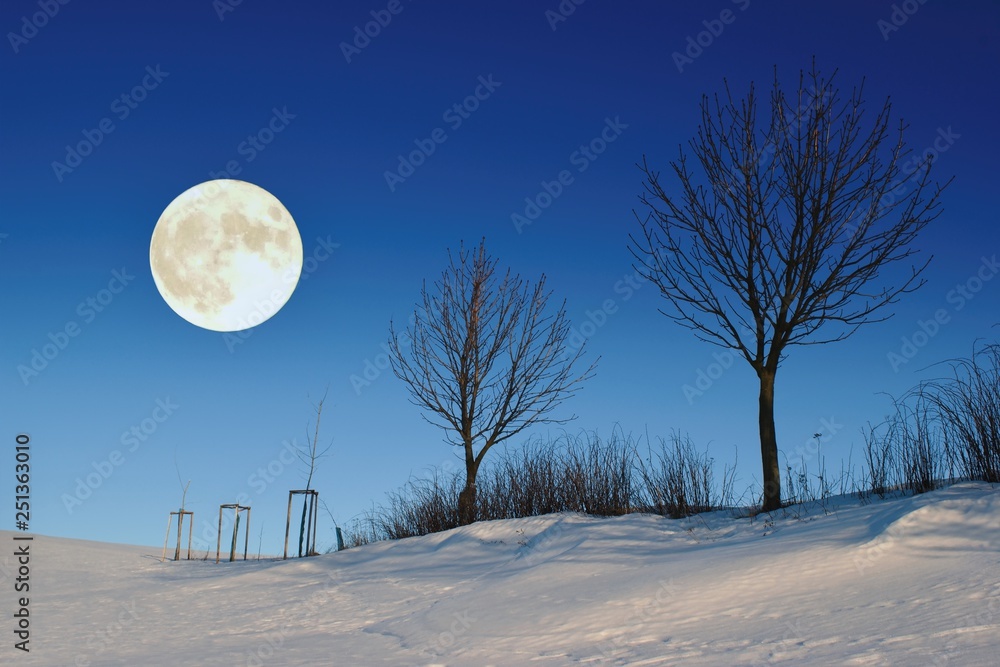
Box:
149 179 303 332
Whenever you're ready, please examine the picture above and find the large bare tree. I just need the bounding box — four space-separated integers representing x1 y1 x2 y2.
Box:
389 239 596 525
630 66 949 511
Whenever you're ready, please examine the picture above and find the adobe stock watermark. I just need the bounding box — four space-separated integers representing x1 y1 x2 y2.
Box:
672 0 751 74
748 84 828 174
349 303 431 395
352 263 637 395
247 439 307 496
17 268 135 386
593 579 679 661
511 116 628 233
887 255 999 372
384 74 502 192
515 516 572 567
7 0 71 54
765 616 824 665
681 327 757 403
853 517 909 574
789 417 844 468
213 0 245 21
340 0 412 63
208 106 296 180
560 267 647 361
243 572 341 665
877 0 930 41
223 236 340 353
876 126 959 213
420 609 476 658
62 397 180 514
926 588 1000 666
930 584 1000 667
545 0 586 31
191 438 307 552
349 342 394 395
681 350 736 405
51 66 170 182
72 600 142 667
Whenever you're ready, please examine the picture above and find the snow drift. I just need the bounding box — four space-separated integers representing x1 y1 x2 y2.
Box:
4 482 998 665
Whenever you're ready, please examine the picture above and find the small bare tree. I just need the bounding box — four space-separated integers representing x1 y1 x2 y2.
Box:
389 239 596 525
630 65 949 511
294 389 333 556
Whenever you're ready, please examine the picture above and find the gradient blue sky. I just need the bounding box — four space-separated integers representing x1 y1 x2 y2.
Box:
2 0 998 552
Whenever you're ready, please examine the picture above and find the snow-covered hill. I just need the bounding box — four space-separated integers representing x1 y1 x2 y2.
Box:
4 482 998 666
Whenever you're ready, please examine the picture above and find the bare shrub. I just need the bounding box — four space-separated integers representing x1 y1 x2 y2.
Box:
560 430 638 516
895 395 947 494
862 416 898 498
858 339 1000 501
640 433 715 518
341 430 756 546
346 472 462 544
924 341 1000 483
344 429 728 545
478 430 639 519
486 440 564 519
861 392 949 498
341 513 380 549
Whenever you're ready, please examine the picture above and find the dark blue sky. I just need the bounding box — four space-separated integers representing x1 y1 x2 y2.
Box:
2 0 998 551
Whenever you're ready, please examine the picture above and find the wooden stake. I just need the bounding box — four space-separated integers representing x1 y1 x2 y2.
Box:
230 509 239 562
309 491 319 556
284 490 320 558
215 506 223 564
283 492 293 560
174 508 184 561
305 493 314 556
161 513 173 563
243 508 251 561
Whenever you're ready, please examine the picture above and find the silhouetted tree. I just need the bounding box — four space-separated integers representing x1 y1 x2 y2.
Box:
630 65 949 511
389 239 596 525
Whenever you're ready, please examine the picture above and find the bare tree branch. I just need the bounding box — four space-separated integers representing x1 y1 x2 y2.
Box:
297 386 334 492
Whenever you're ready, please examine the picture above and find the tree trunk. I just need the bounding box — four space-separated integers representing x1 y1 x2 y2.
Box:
458 456 479 526
758 366 782 511
457 483 476 526
298 500 308 557
174 509 183 561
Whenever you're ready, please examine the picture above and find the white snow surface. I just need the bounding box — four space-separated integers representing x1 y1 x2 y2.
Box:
5 482 999 666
